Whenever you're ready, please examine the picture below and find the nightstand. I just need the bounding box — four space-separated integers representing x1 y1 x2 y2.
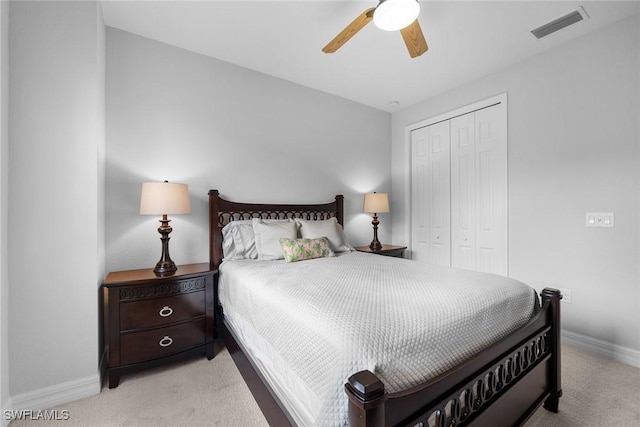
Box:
102 263 216 388
354 244 407 258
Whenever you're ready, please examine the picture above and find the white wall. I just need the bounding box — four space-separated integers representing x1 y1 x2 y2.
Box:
8 0 105 406
0 0 9 424
392 14 640 359
96 0 107 372
105 28 391 272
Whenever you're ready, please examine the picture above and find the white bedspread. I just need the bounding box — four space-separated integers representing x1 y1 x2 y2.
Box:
218 251 538 426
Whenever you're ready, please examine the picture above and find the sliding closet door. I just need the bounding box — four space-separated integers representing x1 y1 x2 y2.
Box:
450 104 507 275
450 113 476 271
411 121 451 266
474 104 507 275
410 98 507 275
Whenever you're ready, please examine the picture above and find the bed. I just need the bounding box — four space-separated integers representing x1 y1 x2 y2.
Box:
208 190 562 426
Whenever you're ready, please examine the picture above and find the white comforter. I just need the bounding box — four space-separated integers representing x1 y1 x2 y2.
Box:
218 251 538 426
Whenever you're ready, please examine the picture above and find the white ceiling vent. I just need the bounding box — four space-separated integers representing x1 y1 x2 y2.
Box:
531 6 590 39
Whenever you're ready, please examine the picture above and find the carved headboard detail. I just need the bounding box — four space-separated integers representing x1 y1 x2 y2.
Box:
208 190 344 269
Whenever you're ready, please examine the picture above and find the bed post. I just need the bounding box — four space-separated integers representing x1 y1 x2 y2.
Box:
208 189 223 269
335 194 344 226
541 288 563 412
345 370 386 427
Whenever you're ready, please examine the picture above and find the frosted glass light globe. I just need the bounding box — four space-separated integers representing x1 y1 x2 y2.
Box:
373 0 420 31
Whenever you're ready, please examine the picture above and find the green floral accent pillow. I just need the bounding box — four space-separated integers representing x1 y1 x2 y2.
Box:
279 237 335 263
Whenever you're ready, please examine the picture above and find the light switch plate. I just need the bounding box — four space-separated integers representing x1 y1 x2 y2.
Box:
585 212 614 228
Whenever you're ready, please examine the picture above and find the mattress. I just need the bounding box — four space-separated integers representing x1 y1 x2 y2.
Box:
218 251 538 426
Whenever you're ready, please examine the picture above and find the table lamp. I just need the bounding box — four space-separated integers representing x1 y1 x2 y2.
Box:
363 192 390 251
140 181 191 274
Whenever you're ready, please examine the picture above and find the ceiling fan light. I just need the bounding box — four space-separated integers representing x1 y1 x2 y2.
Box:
373 0 420 31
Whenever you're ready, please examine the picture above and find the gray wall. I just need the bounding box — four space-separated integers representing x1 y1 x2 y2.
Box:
8 0 105 398
391 14 640 356
0 0 9 422
105 28 391 273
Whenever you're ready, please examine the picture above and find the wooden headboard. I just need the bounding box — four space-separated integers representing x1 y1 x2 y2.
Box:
208 190 344 268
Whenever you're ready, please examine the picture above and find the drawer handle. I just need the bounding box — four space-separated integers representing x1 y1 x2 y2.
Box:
159 336 173 348
158 306 173 317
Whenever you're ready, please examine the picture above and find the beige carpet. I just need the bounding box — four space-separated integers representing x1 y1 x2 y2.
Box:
526 344 639 426
8 342 640 426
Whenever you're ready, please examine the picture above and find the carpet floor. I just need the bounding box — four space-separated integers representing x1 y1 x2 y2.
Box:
8 341 640 426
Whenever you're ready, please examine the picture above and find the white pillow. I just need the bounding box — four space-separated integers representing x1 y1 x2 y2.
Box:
296 217 353 252
222 219 291 260
252 218 297 260
221 221 257 260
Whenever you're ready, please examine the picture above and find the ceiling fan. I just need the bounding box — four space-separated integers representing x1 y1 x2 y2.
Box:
322 0 428 58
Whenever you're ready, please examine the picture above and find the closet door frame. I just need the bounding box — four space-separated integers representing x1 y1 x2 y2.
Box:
404 92 508 272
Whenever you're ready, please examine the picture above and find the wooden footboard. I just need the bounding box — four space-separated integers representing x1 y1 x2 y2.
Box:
345 288 562 427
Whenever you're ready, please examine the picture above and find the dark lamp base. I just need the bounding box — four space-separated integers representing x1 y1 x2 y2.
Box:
369 214 382 251
153 260 177 276
153 214 178 276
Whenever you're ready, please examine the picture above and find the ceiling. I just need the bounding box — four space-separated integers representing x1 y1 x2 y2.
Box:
100 1 640 112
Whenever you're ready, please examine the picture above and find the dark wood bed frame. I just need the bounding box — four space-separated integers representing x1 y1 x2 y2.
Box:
208 189 562 426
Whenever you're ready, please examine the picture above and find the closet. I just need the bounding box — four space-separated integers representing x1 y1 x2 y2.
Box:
410 99 507 276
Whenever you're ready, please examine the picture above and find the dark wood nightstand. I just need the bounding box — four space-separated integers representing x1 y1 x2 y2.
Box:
102 263 216 388
354 244 407 258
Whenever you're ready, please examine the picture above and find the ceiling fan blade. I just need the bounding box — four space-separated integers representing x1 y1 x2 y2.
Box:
322 8 375 54
400 19 428 58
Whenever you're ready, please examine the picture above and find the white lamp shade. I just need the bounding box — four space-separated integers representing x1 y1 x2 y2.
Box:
363 193 390 214
140 182 191 215
373 0 420 31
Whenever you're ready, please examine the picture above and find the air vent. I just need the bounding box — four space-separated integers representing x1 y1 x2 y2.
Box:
531 6 590 39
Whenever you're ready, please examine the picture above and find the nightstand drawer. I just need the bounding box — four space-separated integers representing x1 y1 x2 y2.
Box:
120 291 205 331
120 318 206 365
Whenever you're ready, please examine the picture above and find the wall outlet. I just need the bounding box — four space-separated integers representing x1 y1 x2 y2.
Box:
557 288 572 304
585 212 614 228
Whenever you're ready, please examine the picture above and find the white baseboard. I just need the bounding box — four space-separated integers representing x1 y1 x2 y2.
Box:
562 329 640 368
9 374 100 413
